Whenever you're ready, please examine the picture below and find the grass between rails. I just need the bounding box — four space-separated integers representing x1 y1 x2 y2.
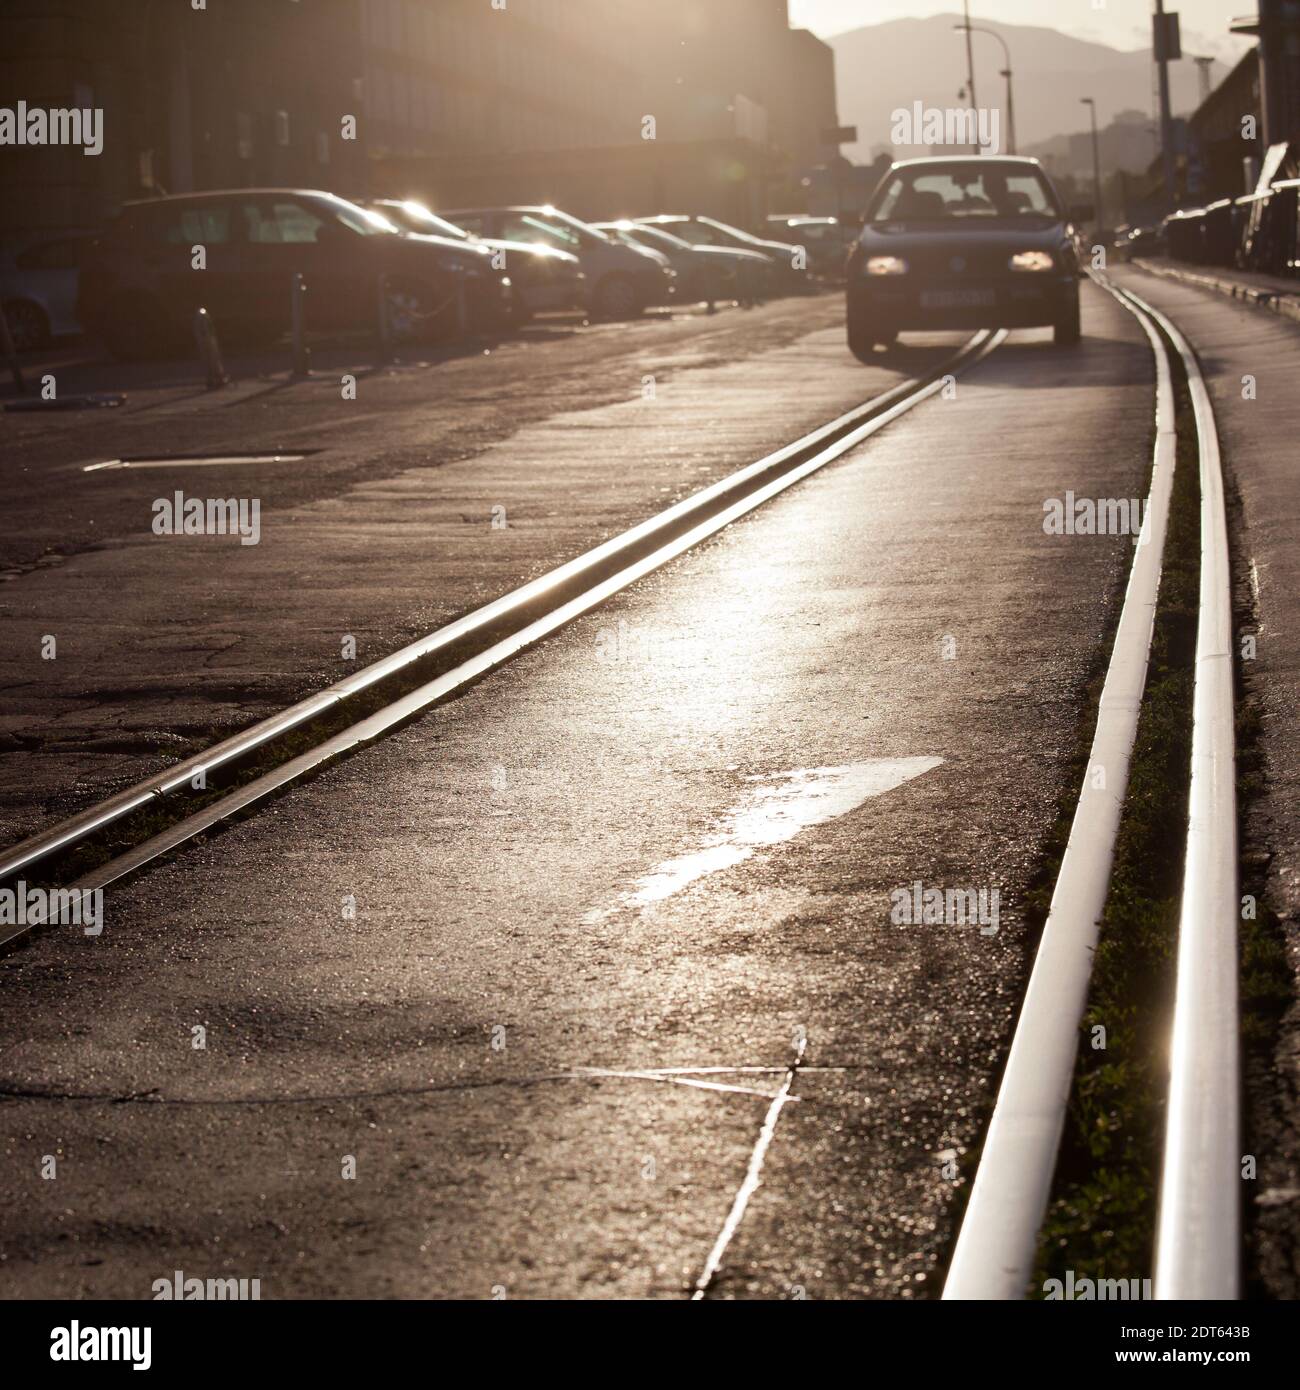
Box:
1032 350 1198 1283
1032 332 1293 1291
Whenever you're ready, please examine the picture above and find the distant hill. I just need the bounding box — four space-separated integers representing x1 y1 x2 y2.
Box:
826 13 1220 165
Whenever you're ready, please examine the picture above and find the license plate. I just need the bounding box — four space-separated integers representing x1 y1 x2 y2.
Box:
921 288 996 309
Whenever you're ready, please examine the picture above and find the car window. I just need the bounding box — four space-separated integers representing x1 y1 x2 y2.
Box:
384 203 469 240
159 205 232 245
700 218 764 247
873 167 1058 220
627 225 691 253
449 213 487 236
501 214 581 250
660 221 712 245
242 200 328 244
544 209 608 242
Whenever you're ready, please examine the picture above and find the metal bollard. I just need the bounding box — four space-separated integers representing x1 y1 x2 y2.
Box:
290 272 310 377
0 300 27 394
192 307 227 390
376 273 394 364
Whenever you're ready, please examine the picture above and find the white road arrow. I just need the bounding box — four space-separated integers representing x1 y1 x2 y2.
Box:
611 757 944 911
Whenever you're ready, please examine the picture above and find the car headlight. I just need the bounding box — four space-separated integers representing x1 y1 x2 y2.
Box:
866 255 909 276
1009 250 1054 272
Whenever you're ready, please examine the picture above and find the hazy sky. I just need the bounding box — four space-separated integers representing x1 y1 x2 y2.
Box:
787 1 1253 59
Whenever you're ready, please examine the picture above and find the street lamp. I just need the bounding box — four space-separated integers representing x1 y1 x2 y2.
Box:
1081 97 1103 235
960 0 979 154
953 23 1017 156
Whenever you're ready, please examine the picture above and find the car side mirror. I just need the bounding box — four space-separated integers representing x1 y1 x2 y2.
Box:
1069 204 1095 224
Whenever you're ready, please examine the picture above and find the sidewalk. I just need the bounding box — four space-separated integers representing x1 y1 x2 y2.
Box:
1134 256 1300 325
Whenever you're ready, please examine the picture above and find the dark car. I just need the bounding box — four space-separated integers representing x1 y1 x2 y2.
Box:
593 220 769 306
765 215 853 278
78 189 512 359
1 231 95 349
845 157 1084 358
368 198 586 318
635 215 810 294
441 205 674 319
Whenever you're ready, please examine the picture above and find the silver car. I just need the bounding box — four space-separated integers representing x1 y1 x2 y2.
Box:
441 205 675 319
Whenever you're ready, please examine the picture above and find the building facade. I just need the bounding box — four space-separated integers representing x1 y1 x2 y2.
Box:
0 0 368 237
1 0 840 237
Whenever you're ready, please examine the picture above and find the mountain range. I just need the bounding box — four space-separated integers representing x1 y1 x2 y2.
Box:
825 13 1226 164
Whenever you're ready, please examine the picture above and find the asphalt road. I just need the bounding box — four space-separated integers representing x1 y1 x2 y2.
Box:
0 292 960 846
0 282 1162 1298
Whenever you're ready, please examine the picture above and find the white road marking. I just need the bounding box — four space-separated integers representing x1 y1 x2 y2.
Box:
609 758 943 912
691 1036 807 1299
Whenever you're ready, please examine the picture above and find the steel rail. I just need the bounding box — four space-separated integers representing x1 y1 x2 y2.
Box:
943 280 1180 1299
1 330 1005 935
1139 294 1240 1302
0 331 997 889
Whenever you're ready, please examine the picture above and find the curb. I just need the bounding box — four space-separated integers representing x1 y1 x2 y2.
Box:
1134 258 1300 326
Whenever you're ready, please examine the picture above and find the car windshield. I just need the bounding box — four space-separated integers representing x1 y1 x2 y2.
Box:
652 220 713 246
871 166 1059 221
531 208 608 246
699 217 767 247
383 202 470 240
315 195 400 235
619 223 692 253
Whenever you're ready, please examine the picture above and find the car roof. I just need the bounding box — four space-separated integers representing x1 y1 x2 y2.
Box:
120 189 351 208
886 155 1046 171
440 206 571 215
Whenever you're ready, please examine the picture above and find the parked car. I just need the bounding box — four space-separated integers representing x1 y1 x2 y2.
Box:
78 189 513 359
1240 178 1300 276
765 215 852 277
845 156 1084 358
592 220 768 305
368 198 586 318
440 205 674 318
0 231 94 350
635 215 809 293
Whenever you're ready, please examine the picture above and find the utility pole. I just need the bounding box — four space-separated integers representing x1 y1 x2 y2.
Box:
954 22 1016 155
963 0 979 155
1082 98 1103 236
1155 0 1178 210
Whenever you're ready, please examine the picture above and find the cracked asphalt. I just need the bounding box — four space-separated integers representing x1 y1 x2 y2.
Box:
0 283 1170 1298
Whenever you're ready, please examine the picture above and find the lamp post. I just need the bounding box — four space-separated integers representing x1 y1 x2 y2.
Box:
1081 97 1103 236
953 23 1016 155
961 0 979 154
